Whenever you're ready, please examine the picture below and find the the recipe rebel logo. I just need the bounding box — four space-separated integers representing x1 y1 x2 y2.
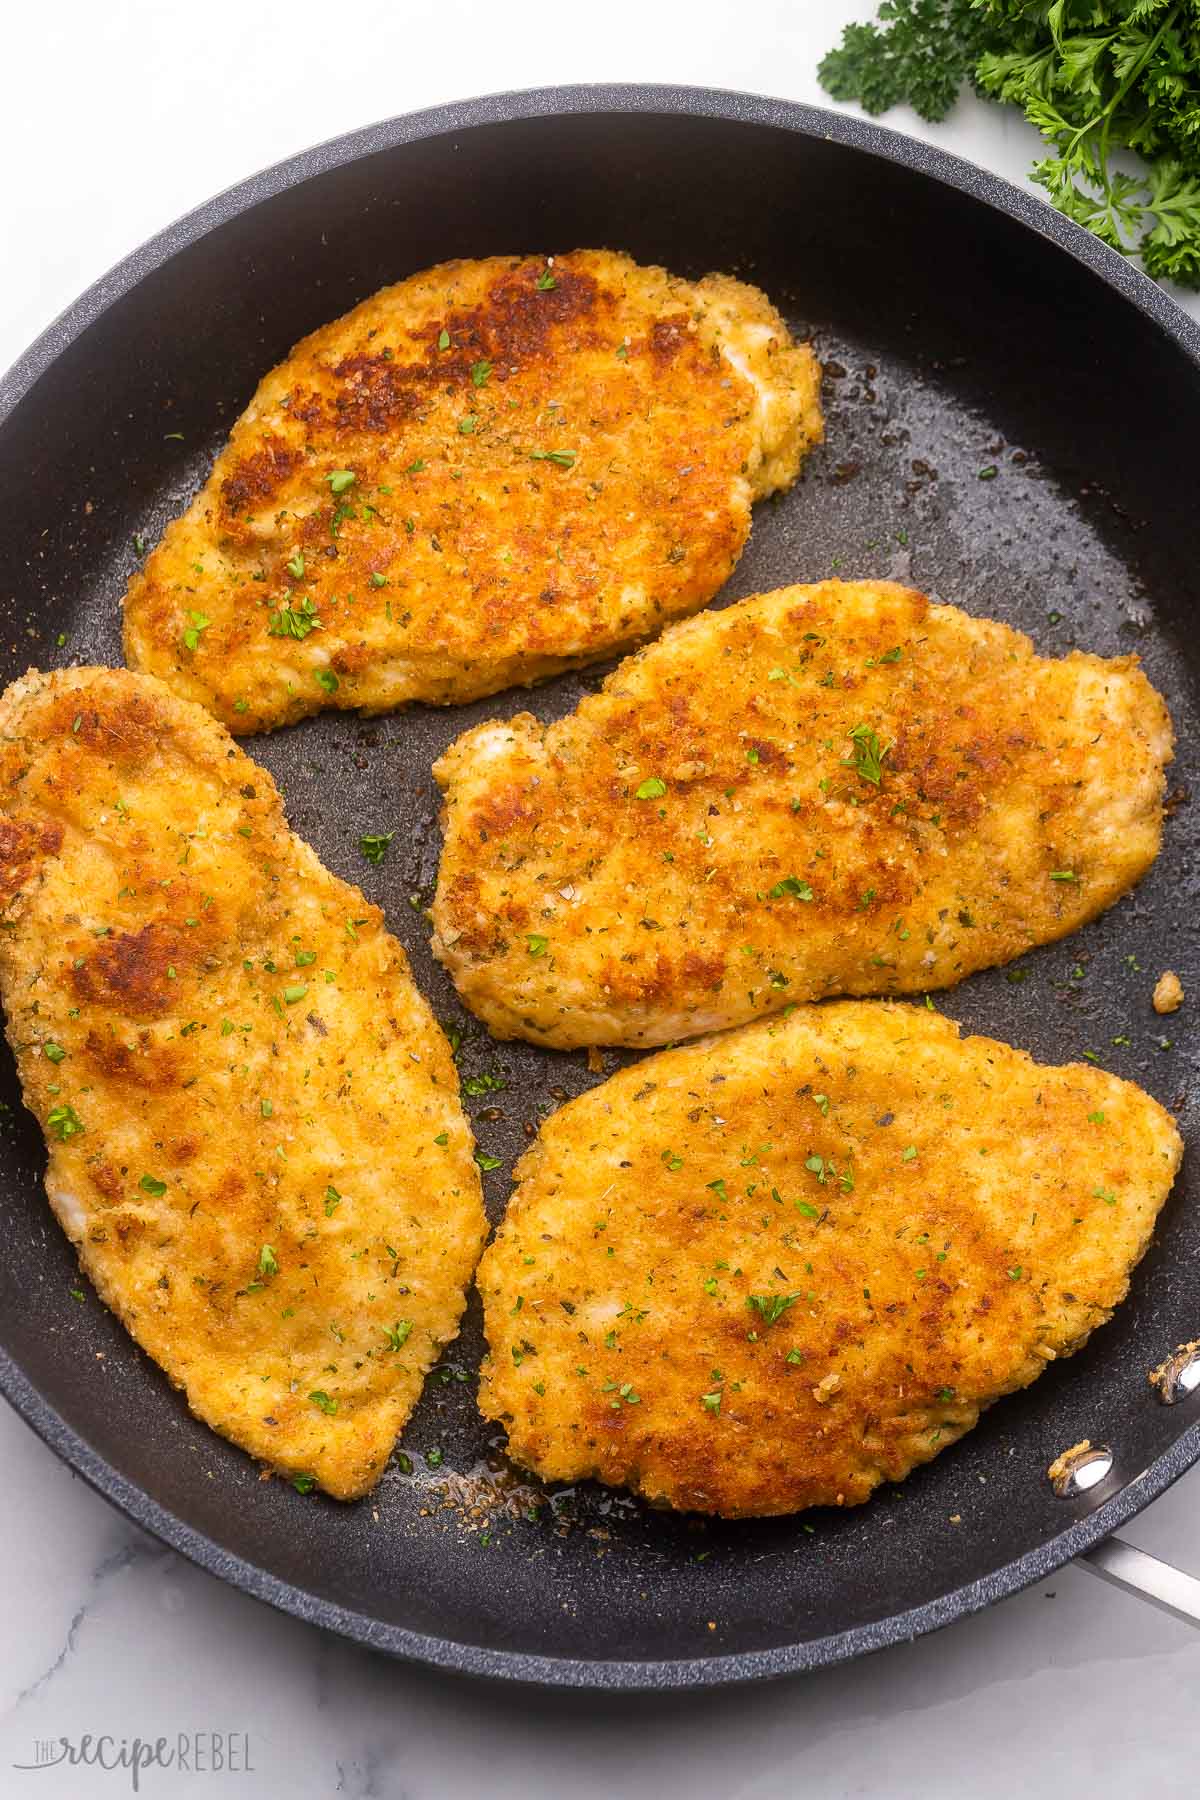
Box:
12 1732 255 1789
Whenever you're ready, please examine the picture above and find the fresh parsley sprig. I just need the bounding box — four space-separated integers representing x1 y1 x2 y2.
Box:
819 0 1200 288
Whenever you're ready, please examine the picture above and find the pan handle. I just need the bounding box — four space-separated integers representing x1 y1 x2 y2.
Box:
1076 1537 1200 1629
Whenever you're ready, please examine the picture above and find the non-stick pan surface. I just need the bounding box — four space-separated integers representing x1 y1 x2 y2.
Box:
0 86 1197 1689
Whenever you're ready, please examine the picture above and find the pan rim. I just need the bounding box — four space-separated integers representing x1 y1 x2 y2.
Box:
1 82 1198 1690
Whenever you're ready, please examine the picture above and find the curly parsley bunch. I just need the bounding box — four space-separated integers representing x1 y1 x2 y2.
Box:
819 1 1200 288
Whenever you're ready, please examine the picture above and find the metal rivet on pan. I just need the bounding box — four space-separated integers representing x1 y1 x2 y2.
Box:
1048 1440 1114 1498
1149 1341 1200 1406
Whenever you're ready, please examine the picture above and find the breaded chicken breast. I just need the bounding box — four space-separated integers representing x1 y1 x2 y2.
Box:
0 667 485 1499
433 580 1172 1047
124 251 822 732
478 1002 1181 1517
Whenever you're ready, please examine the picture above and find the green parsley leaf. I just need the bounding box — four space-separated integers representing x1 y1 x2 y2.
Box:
843 723 888 787
42 1042 66 1064
536 268 556 290
139 1173 167 1196
768 876 814 901
635 776 667 800
308 1389 338 1415
747 1291 802 1327
286 552 305 579
360 831 395 865
525 933 549 957
529 449 576 468
818 0 992 124
475 1151 503 1172
437 328 451 350
384 1319 414 1351
324 1186 342 1216
47 1104 84 1142
283 983 308 1004
471 360 493 387
325 469 356 495
315 669 339 694
182 611 211 652
268 595 322 640
292 1474 317 1494
258 1244 279 1276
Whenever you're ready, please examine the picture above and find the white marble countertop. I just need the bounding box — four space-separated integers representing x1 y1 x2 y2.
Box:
2 4 1198 1795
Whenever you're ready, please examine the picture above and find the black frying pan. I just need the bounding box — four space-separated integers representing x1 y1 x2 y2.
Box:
0 85 1197 1690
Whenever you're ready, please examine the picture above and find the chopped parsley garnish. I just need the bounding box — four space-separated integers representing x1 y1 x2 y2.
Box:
292 1474 316 1494
1049 870 1079 883
536 268 556 290
139 1174 167 1196
635 776 666 800
285 553 305 579
471 360 493 388
747 1291 802 1327
47 1104 84 1142
529 449 576 468
325 469 356 495
437 329 451 351
701 1391 722 1414
324 1186 342 1216
425 1446 444 1469
475 1151 503 1172
308 1389 338 1415
257 1244 279 1276
459 413 478 435
182 611 211 652
768 876 814 902
525 933 549 957
360 831 395 865
843 723 888 786
384 1320 414 1351
42 1043 66 1064
315 669 339 694
268 595 322 640
283 984 308 1004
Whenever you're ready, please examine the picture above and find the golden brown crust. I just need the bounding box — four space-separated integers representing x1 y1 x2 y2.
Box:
0 666 486 1499
432 580 1173 1047
477 1002 1182 1516
123 251 822 731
